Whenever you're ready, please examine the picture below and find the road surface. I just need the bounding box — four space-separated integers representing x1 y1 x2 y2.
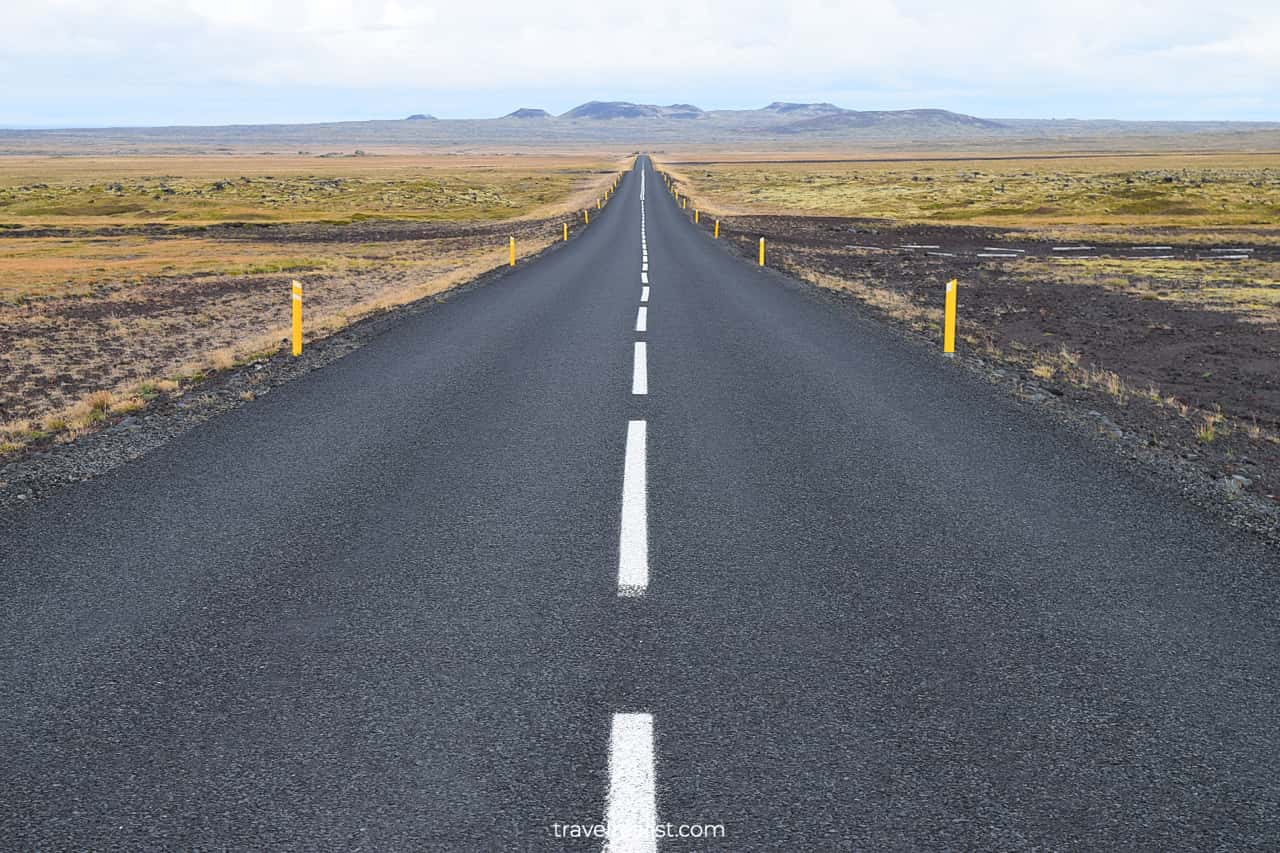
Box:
2 157 1279 850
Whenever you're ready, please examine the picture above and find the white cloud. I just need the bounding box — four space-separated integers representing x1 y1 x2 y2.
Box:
1 0 1277 121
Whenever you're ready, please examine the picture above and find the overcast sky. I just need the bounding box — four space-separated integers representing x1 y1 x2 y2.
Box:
3 0 1278 127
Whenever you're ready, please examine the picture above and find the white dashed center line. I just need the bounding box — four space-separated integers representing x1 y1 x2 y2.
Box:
641 286 649 303
632 341 647 395
641 272 649 284
604 712 658 852
618 420 648 595
635 306 647 333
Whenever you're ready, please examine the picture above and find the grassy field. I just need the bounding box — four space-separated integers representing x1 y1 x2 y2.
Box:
0 153 612 226
0 152 627 454
664 152 1280 227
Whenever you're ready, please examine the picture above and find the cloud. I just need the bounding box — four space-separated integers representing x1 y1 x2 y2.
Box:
1 0 1277 123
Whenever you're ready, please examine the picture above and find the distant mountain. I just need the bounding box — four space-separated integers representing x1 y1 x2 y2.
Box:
560 101 706 120
550 100 998 132
779 108 1005 133
9 101 1278 155
762 102 845 115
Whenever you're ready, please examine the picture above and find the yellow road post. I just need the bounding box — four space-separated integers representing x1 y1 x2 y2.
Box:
758 238 765 266
563 223 569 241
944 279 957 355
714 220 720 239
290 280 303 356
694 209 699 223
584 209 589 224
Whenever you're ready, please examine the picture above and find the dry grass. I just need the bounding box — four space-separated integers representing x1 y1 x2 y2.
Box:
1009 257 1280 328
0 153 625 227
659 152 1280 227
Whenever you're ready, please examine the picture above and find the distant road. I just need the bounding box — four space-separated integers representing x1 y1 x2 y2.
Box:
2 157 1278 850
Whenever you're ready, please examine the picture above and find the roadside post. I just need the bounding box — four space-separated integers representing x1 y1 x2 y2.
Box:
585 209 589 224
694 209 699 223
944 279 957 356
714 220 720 239
509 237 516 267
758 238 765 266
563 223 569 241
291 280 303 356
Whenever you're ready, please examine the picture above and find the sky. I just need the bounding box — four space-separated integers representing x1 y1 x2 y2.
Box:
2 0 1278 127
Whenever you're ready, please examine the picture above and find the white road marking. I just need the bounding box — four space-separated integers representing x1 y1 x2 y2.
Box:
1052 246 1095 251
618 420 648 594
927 251 956 257
642 262 648 272
641 286 649 303
977 253 1020 258
983 247 1026 253
1211 247 1254 253
605 713 657 852
1203 254 1250 260
1127 255 1175 260
632 341 647 394
640 171 645 201
899 243 940 249
635 306 647 332
1131 245 1173 251
641 272 649 284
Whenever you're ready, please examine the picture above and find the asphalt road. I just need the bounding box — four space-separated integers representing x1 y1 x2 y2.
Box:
3 157 1279 850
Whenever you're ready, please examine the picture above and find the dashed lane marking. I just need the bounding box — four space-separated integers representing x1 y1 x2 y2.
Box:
617 420 648 595
604 713 657 852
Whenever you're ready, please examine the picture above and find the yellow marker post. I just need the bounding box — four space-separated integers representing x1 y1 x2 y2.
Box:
597 198 601 210
758 238 765 266
682 198 687 210
563 223 569 241
509 236 516 267
584 209 589 224
290 280 303 356
943 279 958 356
694 209 699 223
714 220 720 239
